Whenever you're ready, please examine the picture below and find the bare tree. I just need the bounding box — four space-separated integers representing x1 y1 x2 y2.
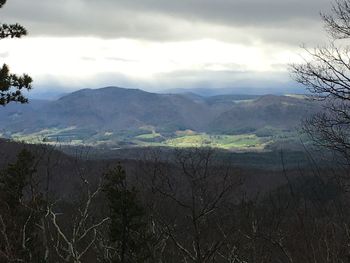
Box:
46 175 109 263
148 148 241 263
0 149 47 262
291 0 350 164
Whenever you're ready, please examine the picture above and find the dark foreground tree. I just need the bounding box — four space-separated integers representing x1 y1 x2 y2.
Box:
46 175 109 263
0 0 32 106
103 164 151 263
137 148 242 263
291 0 350 164
0 149 45 262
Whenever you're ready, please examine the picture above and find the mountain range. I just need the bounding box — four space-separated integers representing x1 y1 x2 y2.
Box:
0 86 321 149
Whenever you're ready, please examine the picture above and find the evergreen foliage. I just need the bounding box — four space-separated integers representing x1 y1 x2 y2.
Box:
104 164 151 263
0 149 45 262
0 0 32 106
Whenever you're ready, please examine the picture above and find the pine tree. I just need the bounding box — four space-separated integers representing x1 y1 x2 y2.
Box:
0 0 32 106
0 149 45 262
104 164 151 263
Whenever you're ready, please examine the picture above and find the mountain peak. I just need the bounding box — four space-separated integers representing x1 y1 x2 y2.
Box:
97 86 142 92
58 86 150 101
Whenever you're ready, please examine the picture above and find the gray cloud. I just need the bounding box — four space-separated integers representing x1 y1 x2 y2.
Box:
0 0 334 96
1 0 331 46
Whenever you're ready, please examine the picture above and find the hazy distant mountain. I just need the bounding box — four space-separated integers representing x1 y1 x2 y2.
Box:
163 85 307 97
0 86 320 136
210 95 319 133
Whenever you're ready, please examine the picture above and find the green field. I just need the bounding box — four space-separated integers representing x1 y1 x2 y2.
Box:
135 132 161 140
11 127 78 144
6 127 298 152
159 134 266 150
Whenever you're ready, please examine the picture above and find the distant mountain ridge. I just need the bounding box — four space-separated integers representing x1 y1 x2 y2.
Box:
0 86 320 137
162 85 307 96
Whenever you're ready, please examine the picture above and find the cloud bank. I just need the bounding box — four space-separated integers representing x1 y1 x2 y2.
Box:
0 0 332 95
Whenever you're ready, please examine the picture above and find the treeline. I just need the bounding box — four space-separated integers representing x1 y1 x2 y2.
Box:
0 144 349 263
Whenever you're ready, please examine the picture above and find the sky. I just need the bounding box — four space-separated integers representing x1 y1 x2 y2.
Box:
0 0 332 96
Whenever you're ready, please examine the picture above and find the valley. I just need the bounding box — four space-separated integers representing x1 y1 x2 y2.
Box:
0 86 316 152
8 127 273 151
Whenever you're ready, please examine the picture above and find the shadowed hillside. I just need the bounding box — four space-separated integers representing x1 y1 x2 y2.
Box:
0 87 321 150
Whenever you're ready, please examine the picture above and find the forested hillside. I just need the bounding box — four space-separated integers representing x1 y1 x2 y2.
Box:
0 87 320 151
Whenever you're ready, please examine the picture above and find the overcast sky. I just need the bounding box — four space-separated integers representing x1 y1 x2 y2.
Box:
0 0 332 95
